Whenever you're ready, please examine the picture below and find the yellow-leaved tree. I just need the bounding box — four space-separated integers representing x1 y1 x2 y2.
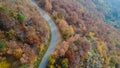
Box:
0 3 3 7
58 19 74 39
0 60 10 68
96 40 110 67
40 44 44 52
88 32 95 39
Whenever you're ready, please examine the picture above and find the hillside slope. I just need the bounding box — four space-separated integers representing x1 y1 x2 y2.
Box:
77 0 120 29
36 0 120 68
0 0 50 68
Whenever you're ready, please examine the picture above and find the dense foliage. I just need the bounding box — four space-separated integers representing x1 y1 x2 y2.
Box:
36 0 120 68
78 0 120 29
0 0 50 68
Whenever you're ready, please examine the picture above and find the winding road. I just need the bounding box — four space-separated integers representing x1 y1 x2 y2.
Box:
31 0 60 68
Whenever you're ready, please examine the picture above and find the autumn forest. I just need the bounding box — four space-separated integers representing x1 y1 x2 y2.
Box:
0 0 120 68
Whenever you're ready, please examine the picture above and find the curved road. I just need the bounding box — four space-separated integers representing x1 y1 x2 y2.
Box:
31 0 60 68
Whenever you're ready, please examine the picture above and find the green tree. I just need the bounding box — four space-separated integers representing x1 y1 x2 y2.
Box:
6 29 15 40
61 58 68 68
47 55 56 68
9 10 18 19
48 55 56 65
17 13 25 23
19 65 28 68
0 39 6 51
0 7 7 12
47 64 55 68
